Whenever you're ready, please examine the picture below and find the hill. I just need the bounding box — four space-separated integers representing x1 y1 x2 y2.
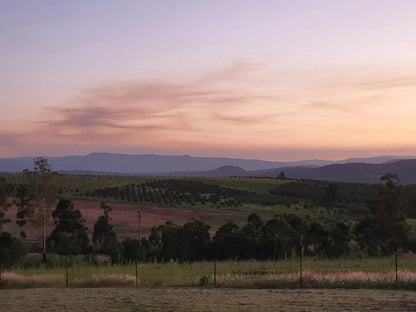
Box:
0 153 320 173
250 159 416 184
1 153 415 174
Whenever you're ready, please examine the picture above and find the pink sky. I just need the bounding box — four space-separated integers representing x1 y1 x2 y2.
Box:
1 1 416 161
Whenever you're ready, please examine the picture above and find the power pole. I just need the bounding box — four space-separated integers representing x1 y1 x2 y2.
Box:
65 254 69 288
299 235 303 289
395 247 398 288
135 208 141 287
214 249 217 287
42 197 47 263
137 209 142 245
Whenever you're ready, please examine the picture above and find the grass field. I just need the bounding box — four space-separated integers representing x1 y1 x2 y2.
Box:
1 288 415 312
2 255 415 289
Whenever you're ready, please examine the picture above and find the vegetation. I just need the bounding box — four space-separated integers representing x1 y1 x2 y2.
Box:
1 159 416 290
0 231 25 269
2 255 416 289
46 199 90 255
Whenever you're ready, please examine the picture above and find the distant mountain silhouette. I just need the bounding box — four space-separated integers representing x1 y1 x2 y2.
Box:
0 153 284 173
0 152 330 173
150 160 416 184
1 153 416 184
204 165 249 177
250 159 416 184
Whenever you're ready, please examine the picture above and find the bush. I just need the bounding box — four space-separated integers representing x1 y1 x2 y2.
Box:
0 231 26 268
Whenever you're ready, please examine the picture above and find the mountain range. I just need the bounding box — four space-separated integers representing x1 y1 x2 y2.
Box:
1 153 416 184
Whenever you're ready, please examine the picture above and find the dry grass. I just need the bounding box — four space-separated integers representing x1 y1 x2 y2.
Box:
75 274 136 287
2 270 416 290
3 255 416 289
215 271 416 289
0 272 63 288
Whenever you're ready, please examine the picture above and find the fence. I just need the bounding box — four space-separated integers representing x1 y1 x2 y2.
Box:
1 253 415 290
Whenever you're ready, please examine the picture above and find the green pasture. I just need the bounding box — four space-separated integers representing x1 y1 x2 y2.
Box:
2 254 415 289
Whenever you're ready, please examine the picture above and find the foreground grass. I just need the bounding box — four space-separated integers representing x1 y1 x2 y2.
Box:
2 254 416 289
1 288 416 312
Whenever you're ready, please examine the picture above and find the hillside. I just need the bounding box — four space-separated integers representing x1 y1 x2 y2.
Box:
254 159 416 185
2 153 415 174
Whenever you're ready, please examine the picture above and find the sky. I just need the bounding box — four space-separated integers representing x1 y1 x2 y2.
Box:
1 0 416 161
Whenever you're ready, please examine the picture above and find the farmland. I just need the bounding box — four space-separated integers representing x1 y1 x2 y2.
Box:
2 173 360 242
3 200 253 242
1 173 416 293
1 288 415 312
1 173 379 218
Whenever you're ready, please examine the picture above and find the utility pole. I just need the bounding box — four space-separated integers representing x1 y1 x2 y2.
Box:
137 209 142 245
135 208 141 287
299 235 303 289
65 254 69 287
214 249 217 287
42 197 47 263
395 247 398 288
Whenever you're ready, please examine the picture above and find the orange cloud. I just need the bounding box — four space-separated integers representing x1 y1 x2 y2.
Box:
2 63 416 158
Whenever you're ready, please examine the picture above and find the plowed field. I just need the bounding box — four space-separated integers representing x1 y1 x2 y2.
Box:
1 288 415 312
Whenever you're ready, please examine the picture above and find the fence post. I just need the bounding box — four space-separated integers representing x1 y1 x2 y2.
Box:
214 251 217 287
135 247 138 287
299 235 303 289
395 247 398 289
65 255 69 288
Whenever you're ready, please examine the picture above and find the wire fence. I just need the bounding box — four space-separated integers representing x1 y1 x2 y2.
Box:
1 250 415 290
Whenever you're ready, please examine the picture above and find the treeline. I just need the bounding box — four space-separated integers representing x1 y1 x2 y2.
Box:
42 199 416 264
45 174 416 263
1 159 416 267
1 193 416 267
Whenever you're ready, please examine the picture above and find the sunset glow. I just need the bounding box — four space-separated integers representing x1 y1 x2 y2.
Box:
2 1 416 160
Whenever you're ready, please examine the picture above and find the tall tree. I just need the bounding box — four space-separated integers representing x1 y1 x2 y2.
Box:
27 158 56 262
92 202 120 263
357 174 410 256
15 183 34 238
0 177 11 232
0 231 25 268
47 199 89 255
378 174 409 254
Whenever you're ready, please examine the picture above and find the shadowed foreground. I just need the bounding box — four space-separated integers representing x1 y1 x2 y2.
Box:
1 288 415 312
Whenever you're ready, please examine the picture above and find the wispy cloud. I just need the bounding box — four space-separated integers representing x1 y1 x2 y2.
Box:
3 63 416 158
35 63 291 144
307 101 351 112
356 76 416 90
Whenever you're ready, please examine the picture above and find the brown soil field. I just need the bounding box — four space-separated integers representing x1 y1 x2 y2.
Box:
3 199 260 245
1 288 415 312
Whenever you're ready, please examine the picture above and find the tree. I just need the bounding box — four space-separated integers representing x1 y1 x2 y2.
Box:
15 184 34 238
92 202 120 263
0 178 11 232
23 158 57 262
240 214 264 259
324 184 338 204
0 232 25 268
277 171 286 180
356 174 410 256
378 174 409 254
213 222 241 260
47 199 89 255
182 220 211 261
121 237 139 263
